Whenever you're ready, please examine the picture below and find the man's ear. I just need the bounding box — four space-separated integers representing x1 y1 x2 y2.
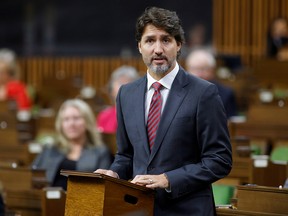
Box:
138 43 142 54
177 42 182 52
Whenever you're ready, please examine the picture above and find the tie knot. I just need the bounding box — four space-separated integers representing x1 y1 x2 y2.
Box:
152 82 162 91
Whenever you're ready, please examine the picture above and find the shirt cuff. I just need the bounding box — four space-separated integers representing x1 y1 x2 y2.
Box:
163 173 171 193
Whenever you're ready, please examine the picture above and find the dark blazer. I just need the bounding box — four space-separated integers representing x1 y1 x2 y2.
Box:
32 145 111 184
110 68 232 216
212 80 238 118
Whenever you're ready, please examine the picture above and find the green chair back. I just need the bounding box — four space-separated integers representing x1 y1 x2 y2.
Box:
270 146 288 162
212 184 235 205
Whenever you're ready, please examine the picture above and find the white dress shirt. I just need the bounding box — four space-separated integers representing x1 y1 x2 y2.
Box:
145 63 179 124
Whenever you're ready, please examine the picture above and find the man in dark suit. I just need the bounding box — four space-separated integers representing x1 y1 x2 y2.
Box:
186 49 238 118
96 7 232 216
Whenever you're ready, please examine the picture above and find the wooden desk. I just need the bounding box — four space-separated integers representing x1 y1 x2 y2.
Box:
251 162 287 187
0 112 36 146
246 105 288 125
0 144 35 166
226 157 287 186
41 187 66 216
237 185 288 214
5 190 42 216
217 208 286 216
230 105 288 142
230 121 288 141
217 185 288 216
5 188 66 216
0 166 65 216
0 166 47 191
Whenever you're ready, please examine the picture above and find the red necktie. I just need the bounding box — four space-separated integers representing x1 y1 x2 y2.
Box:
147 82 162 150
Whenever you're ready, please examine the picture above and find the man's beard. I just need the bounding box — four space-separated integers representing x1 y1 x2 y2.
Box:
148 64 170 75
147 56 172 75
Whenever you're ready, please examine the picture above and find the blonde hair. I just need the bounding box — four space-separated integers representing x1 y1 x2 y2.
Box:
55 99 103 153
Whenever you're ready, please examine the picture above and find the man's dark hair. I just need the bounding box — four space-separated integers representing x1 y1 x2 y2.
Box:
135 7 185 46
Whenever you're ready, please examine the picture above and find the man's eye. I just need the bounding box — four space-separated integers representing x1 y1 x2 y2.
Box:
163 38 170 43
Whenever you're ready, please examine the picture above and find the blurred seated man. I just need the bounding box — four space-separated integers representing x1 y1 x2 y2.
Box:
267 17 288 59
186 49 238 118
97 65 139 133
0 49 32 111
32 99 111 190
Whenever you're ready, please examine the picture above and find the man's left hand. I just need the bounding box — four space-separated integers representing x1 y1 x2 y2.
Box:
131 173 169 189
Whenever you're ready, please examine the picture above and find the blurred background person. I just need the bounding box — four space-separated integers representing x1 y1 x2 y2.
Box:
267 17 288 59
32 98 111 190
186 49 238 118
186 23 213 51
97 65 139 134
181 23 215 58
0 48 32 111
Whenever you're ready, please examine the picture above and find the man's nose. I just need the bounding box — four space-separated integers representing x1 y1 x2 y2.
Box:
154 41 164 54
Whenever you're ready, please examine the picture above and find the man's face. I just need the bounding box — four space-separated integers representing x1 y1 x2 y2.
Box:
138 24 181 78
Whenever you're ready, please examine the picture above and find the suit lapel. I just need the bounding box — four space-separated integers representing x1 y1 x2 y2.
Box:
133 77 151 156
149 69 190 161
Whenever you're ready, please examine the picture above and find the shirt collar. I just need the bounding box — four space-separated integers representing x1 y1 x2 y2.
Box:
147 62 179 91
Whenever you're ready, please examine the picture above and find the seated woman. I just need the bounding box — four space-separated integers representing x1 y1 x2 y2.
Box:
0 49 32 111
32 99 112 190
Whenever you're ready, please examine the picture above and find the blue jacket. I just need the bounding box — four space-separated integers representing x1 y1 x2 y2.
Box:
110 68 232 216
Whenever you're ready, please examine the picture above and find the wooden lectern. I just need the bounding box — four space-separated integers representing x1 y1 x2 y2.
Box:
61 170 155 216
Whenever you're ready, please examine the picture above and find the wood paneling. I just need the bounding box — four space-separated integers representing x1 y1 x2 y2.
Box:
213 0 288 66
18 57 147 91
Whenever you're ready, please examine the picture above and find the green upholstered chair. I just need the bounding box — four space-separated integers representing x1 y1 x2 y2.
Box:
212 184 235 205
270 146 288 163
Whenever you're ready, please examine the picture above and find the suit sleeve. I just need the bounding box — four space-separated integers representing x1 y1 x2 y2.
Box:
166 84 232 199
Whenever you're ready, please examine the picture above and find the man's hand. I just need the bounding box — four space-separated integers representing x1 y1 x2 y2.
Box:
94 169 119 178
131 174 169 189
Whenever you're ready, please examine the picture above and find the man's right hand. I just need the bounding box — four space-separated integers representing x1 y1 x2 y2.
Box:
94 169 119 178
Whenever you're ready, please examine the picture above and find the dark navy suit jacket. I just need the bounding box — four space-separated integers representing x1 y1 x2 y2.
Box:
212 80 238 118
110 68 232 216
